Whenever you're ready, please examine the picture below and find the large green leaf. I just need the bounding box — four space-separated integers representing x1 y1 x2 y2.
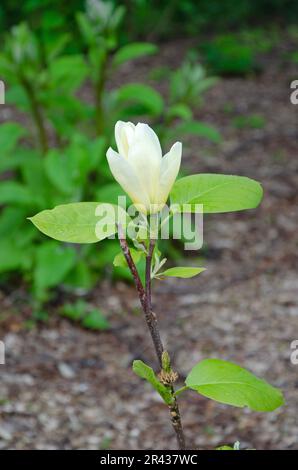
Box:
170 174 263 213
44 149 75 194
48 55 88 93
34 241 76 292
81 309 110 331
0 207 27 238
173 121 221 143
133 360 173 405
0 122 26 154
186 359 284 412
95 182 130 206
0 181 34 206
29 202 129 244
0 239 23 273
116 83 164 116
113 248 144 268
112 42 158 67
158 266 206 279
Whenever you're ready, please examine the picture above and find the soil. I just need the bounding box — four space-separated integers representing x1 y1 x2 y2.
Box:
0 36 297 450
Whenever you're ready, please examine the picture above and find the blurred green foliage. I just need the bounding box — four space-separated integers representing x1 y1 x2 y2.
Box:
200 35 257 76
232 114 266 130
0 0 218 307
0 0 294 312
200 28 281 76
60 300 110 330
0 0 296 42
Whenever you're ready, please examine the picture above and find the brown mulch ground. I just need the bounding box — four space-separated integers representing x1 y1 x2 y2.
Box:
0 36 297 450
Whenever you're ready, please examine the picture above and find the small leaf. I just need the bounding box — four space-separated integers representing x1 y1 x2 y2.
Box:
167 103 193 121
186 359 284 412
132 360 173 405
0 239 23 273
217 441 241 450
158 266 206 279
216 445 234 450
0 122 26 154
0 181 34 206
0 207 27 238
173 121 221 143
29 202 130 244
171 174 263 213
113 248 143 268
44 149 75 194
95 182 129 206
116 83 164 116
113 42 158 67
81 309 110 330
61 300 86 321
48 55 88 93
34 241 76 293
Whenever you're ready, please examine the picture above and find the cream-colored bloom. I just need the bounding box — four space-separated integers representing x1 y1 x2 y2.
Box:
106 121 182 214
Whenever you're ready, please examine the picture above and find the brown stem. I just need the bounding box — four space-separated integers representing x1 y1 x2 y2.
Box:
145 239 186 450
144 239 164 366
118 225 146 310
94 52 107 135
169 398 186 450
118 225 186 450
21 76 48 154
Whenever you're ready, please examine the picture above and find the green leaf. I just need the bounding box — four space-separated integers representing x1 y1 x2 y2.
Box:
0 207 27 238
95 182 130 206
61 300 86 321
167 103 193 121
76 12 95 45
65 261 95 290
173 121 221 143
48 55 88 93
44 149 75 194
34 241 76 293
60 300 109 330
113 42 158 67
29 202 129 244
0 181 34 206
216 445 234 450
132 360 173 405
81 309 110 330
113 248 143 268
116 83 164 116
185 359 284 412
158 266 206 279
0 122 26 154
0 239 23 273
171 174 263 213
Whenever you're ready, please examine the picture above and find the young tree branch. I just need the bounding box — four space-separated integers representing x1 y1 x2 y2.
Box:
118 224 186 450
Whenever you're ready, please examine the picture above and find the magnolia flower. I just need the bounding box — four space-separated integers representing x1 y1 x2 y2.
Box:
106 121 182 214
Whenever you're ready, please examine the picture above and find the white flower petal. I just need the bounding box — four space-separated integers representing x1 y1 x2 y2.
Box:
127 123 162 203
158 142 182 204
134 123 162 162
106 147 150 210
115 121 135 158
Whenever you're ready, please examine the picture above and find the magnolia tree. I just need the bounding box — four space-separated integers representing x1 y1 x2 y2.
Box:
30 122 284 449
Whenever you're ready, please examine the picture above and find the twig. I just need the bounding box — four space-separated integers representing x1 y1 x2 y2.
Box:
168 398 186 450
118 224 146 310
94 53 107 135
118 224 186 449
20 76 48 154
144 239 164 366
